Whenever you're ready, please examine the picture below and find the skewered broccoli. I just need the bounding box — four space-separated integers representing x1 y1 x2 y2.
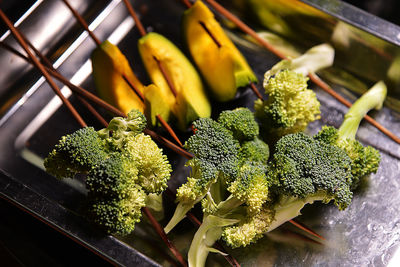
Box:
44 110 172 235
254 69 320 138
314 81 386 189
254 44 335 139
223 81 386 249
164 108 272 266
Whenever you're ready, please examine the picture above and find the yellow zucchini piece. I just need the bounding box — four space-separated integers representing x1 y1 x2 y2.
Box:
138 32 211 130
183 0 257 101
91 40 145 114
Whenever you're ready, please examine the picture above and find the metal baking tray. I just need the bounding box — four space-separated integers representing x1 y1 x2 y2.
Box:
1 0 400 266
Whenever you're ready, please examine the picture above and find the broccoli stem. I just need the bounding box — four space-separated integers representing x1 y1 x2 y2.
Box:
337 81 387 141
188 215 239 267
267 192 329 232
164 201 196 234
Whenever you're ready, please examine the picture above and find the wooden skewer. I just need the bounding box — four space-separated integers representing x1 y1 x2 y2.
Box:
156 115 183 147
1 15 188 267
0 9 87 128
0 40 192 159
249 80 263 100
61 0 184 148
142 207 188 267
203 0 400 145
0 41 125 118
18 33 109 128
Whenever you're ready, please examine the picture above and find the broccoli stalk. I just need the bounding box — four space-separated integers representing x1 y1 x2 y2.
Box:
337 81 387 141
44 110 172 235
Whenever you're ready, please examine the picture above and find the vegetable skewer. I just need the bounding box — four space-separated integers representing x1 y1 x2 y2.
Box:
0 12 187 266
0 9 86 128
203 0 400 145
61 0 184 148
178 0 324 241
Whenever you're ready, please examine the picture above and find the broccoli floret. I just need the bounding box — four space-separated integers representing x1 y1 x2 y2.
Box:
44 127 108 179
268 132 353 210
239 138 270 166
165 115 272 265
222 205 275 248
315 81 386 189
185 118 240 179
254 69 320 138
228 163 270 214
186 160 273 266
217 107 259 142
164 159 218 234
86 153 138 199
97 109 147 150
88 185 146 236
44 109 171 236
124 133 172 194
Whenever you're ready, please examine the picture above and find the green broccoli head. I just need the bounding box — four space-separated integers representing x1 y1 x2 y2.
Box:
185 118 240 180
268 132 353 210
239 138 270 166
97 109 147 150
315 126 381 189
44 127 107 179
254 70 320 137
85 153 138 199
228 163 270 214
217 107 259 142
87 185 146 235
124 133 172 194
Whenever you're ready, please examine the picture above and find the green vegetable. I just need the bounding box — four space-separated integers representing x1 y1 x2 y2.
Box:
218 107 259 143
255 69 320 137
315 81 386 189
164 110 271 266
44 110 172 235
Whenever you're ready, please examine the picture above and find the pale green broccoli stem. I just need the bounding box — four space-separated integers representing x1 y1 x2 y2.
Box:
164 201 197 234
337 81 387 141
267 192 329 232
188 195 244 267
188 215 239 267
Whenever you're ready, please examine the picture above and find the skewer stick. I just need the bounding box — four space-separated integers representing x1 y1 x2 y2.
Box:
142 207 188 267
61 0 101 46
157 115 184 147
19 33 109 128
0 9 87 128
0 41 125 118
62 0 184 148
0 35 188 267
289 219 325 240
204 0 400 145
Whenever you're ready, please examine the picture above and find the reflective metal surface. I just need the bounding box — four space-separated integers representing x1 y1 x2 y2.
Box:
0 0 400 266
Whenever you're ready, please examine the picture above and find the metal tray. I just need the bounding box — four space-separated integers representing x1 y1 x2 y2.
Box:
1 0 400 266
